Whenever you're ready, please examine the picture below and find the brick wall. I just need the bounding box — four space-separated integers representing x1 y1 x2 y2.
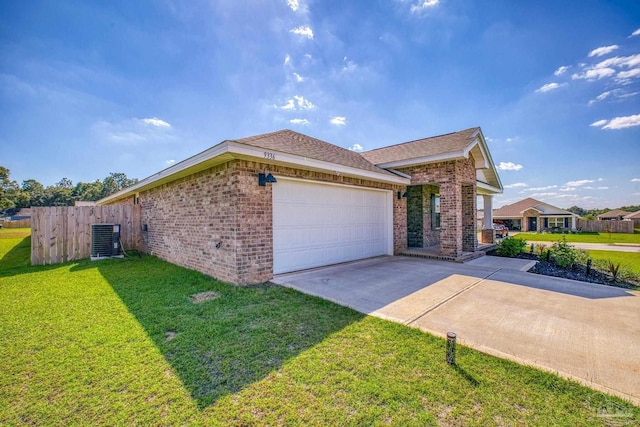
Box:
130 159 406 285
398 158 476 256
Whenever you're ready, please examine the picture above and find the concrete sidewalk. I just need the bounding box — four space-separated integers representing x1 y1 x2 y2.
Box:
272 256 640 404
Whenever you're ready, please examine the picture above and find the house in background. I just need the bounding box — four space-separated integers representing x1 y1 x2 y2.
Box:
624 210 640 227
597 209 628 221
99 128 502 285
493 198 579 232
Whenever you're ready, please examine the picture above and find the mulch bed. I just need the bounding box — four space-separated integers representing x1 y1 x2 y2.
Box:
486 251 638 289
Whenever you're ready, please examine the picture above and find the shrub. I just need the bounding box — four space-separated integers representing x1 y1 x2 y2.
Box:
496 237 527 257
549 236 579 268
607 261 621 281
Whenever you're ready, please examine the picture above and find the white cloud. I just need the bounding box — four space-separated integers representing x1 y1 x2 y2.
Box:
590 114 640 130
290 25 313 39
290 118 309 125
166 159 175 165
348 143 363 152
141 117 171 128
588 45 619 57
504 182 528 188
630 29 640 38
410 0 440 14
589 89 640 104
497 161 523 171
526 185 557 192
554 65 570 76
617 68 640 82
294 95 314 109
631 178 640 182
330 116 347 126
287 0 299 11
572 67 616 80
277 95 315 111
565 179 598 187
535 82 567 93
92 117 173 144
292 72 304 82
279 99 296 110
284 54 291 65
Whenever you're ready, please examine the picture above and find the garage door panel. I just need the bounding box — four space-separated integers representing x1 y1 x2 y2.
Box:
273 179 392 274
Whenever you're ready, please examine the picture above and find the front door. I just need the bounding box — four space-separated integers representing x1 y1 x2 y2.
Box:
528 217 537 232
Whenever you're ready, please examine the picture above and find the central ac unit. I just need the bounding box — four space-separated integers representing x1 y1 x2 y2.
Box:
91 224 123 260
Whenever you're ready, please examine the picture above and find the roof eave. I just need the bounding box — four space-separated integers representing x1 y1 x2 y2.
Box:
98 140 409 205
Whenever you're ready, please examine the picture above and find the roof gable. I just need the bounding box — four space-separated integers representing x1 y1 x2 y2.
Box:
597 209 628 219
230 129 391 176
360 127 480 165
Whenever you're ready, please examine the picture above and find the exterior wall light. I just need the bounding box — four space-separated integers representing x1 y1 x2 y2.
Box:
397 191 409 199
258 166 277 186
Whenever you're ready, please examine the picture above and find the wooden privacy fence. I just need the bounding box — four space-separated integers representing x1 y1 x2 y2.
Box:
0 219 31 228
576 219 634 234
31 205 142 265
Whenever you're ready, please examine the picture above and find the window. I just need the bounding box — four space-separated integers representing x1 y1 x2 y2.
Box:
547 217 565 228
432 194 441 230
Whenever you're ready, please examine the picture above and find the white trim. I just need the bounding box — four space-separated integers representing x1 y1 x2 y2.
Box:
477 181 502 194
384 168 412 179
99 139 409 205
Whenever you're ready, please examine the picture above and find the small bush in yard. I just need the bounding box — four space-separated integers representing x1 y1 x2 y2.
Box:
549 236 579 268
496 237 527 257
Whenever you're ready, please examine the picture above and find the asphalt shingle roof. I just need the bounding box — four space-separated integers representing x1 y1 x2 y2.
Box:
360 127 480 165
597 209 629 219
230 129 393 175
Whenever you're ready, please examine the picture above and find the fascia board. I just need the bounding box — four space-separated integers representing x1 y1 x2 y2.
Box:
477 181 503 194
98 142 232 205
376 151 467 169
227 141 409 185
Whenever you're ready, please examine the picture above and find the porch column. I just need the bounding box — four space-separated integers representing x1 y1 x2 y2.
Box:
570 215 576 231
481 194 495 244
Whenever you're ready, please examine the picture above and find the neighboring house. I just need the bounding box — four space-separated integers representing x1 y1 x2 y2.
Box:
74 201 97 207
99 128 503 285
623 210 640 227
493 198 579 232
597 209 628 221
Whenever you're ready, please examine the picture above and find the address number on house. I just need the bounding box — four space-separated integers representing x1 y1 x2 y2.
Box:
264 152 276 160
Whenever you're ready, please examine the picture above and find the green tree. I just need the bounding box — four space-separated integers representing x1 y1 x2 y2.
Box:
19 179 46 207
44 178 75 206
72 180 104 201
0 166 20 213
101 172 138 197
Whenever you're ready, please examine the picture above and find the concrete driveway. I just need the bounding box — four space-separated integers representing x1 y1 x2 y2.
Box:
272 256 640 404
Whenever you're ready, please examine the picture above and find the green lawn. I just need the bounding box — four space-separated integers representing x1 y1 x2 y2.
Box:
1 230 638 425
514 230 640 244
589 250 640 276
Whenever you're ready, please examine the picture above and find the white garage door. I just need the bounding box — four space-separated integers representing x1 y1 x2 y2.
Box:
273 178 393 274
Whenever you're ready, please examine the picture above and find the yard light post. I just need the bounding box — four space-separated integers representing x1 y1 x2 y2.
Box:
446 332 457 365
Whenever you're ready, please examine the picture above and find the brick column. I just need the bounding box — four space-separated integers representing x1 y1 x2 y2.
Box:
462 184 477 252
439 182 462 257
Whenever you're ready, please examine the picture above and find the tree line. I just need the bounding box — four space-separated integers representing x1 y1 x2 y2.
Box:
0 166 138 215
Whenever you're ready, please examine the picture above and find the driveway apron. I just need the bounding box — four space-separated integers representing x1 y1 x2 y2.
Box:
272 256 640 404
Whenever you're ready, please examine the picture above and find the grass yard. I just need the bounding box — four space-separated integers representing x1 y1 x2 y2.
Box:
1 230 638 425
589 250 640 276
514 230 640 244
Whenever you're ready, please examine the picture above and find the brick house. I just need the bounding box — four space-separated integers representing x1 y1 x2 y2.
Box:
99 127 502 285
493 198 579 232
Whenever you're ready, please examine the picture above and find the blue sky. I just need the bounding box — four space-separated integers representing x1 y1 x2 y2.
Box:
1 0 639 209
